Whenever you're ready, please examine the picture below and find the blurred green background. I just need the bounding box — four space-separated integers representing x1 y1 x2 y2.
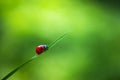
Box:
1 0 120 80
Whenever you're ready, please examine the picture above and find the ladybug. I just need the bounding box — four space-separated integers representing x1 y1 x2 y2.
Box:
36 45 48 55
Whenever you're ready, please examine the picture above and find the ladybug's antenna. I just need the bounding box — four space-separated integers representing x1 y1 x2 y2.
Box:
48 33 67 49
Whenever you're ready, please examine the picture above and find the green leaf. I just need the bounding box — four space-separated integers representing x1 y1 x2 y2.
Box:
1 33 67 80
48 33 67 48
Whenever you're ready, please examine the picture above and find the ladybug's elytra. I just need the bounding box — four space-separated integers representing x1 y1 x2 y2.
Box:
36 45 48 55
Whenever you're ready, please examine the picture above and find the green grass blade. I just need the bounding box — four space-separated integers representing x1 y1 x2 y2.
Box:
1 33 67 80
1 58 34 80
48 33 67 49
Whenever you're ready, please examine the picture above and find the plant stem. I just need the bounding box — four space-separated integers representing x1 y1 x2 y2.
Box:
1 33 67 80
1 58 34 80
48 33 67 49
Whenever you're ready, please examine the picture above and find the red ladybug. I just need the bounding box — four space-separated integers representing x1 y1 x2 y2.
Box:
36 45 48 55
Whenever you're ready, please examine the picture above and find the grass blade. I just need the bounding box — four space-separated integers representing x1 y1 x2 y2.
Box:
48 33 67 49
1 33 67 80
1 58 34 80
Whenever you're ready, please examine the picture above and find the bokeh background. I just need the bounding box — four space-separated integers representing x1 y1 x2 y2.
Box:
1 0 120 80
